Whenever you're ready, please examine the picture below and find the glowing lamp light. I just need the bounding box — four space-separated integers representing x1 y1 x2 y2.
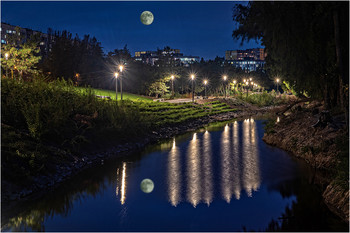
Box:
243 79 246 82
204 80 208 85
249 78 252 81
171 75 175 80
114 72 119 78
276 78 280 83
5 53 9 59
251 82 253 85
223 75 227 81
119 65 124 72
191 74 195 80
233 80 237 84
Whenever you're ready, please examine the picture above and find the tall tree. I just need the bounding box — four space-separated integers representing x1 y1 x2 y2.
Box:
232 1 349 110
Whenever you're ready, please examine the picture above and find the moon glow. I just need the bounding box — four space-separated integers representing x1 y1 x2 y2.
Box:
140 179 154 193
140 11 154 25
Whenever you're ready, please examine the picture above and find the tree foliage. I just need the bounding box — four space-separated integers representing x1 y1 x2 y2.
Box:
1 27 41 79
232 1 349 109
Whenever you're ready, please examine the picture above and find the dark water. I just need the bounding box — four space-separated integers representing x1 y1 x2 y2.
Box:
1 118 348 232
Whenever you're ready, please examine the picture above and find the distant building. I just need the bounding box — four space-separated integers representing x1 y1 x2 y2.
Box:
1 22 52 58
225 48 266 61
225 48 266 72
134 48 199 67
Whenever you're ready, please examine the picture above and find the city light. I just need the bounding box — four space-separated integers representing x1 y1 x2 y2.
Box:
5 53 9 59
119 65 124 72
233 80 236 84
114 72 119 78
191 74 195 80
223 75 227 81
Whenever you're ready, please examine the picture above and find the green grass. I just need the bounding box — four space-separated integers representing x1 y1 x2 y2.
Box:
1 77 237 185
75 87 153 102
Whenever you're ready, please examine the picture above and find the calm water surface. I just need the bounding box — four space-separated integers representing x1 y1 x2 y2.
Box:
2 118 348 231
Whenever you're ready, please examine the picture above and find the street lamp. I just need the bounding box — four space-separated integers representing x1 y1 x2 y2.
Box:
276 78 280 93
203 79 208 99
245 81 249 98
191 74 195 102
5 53 9 79
171 75 175 98
114 72 119 101
119 65 124 100
233 80 237 95
223 75 227 99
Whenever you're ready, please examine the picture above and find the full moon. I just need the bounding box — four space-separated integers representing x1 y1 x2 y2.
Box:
140 11 154 25
140 179 154 193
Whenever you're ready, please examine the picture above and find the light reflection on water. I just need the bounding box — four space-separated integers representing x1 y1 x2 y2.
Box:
186 133 201 207
202 130 213 206
168 138 181 206
166 118 261 207
2 118 348 232
115 162 127 205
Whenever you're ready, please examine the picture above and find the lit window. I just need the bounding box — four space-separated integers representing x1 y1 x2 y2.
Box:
1 39 6 44
40 42 45 45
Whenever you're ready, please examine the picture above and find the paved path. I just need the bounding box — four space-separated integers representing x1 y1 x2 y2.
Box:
163 98 193 103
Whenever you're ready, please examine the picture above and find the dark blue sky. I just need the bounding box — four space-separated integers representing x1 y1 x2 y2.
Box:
1 1 261 60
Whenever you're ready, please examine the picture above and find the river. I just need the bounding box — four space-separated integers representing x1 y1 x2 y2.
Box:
1 118 347 231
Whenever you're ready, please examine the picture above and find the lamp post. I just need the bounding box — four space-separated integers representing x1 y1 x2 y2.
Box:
4 53 9 79
171 75 175 98
204 80 208 99
233 80 236 95
119 65 124 100
191 74 195 102
276 78 280 94
114 72 119 101
245 81 249 98
223 75 227 99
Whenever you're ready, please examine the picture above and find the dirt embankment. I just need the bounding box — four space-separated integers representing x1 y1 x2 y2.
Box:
262 101 349 222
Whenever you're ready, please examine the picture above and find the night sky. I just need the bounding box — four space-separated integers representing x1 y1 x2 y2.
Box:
1 1 261 60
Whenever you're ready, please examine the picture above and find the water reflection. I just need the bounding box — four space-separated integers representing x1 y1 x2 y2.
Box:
232 121 241 200
186 133 201 207
168 138 181 206
242 118 260 197
166 118 262 207
116 162 127 205
221 124 233 203
202 130 213 206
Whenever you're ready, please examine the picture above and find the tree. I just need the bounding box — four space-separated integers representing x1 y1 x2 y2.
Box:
232 1 349 111
147 78 170 98
1 27 41 79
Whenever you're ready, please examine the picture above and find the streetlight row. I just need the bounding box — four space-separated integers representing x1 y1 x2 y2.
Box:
112 67 281 102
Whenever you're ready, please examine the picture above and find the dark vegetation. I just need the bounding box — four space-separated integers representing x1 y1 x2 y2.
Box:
1 77 237 185
233 1 349 119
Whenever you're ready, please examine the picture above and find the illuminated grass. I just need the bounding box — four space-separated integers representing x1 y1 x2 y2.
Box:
75 87 153 102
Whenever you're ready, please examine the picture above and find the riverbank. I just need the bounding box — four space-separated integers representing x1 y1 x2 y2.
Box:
1 100 283 206
262 100 349 222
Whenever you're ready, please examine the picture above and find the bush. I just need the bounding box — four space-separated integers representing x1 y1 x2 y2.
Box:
1 77 154 147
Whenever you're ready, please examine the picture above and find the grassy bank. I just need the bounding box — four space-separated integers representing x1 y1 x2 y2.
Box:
1 78 236 186
75 87 153 102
